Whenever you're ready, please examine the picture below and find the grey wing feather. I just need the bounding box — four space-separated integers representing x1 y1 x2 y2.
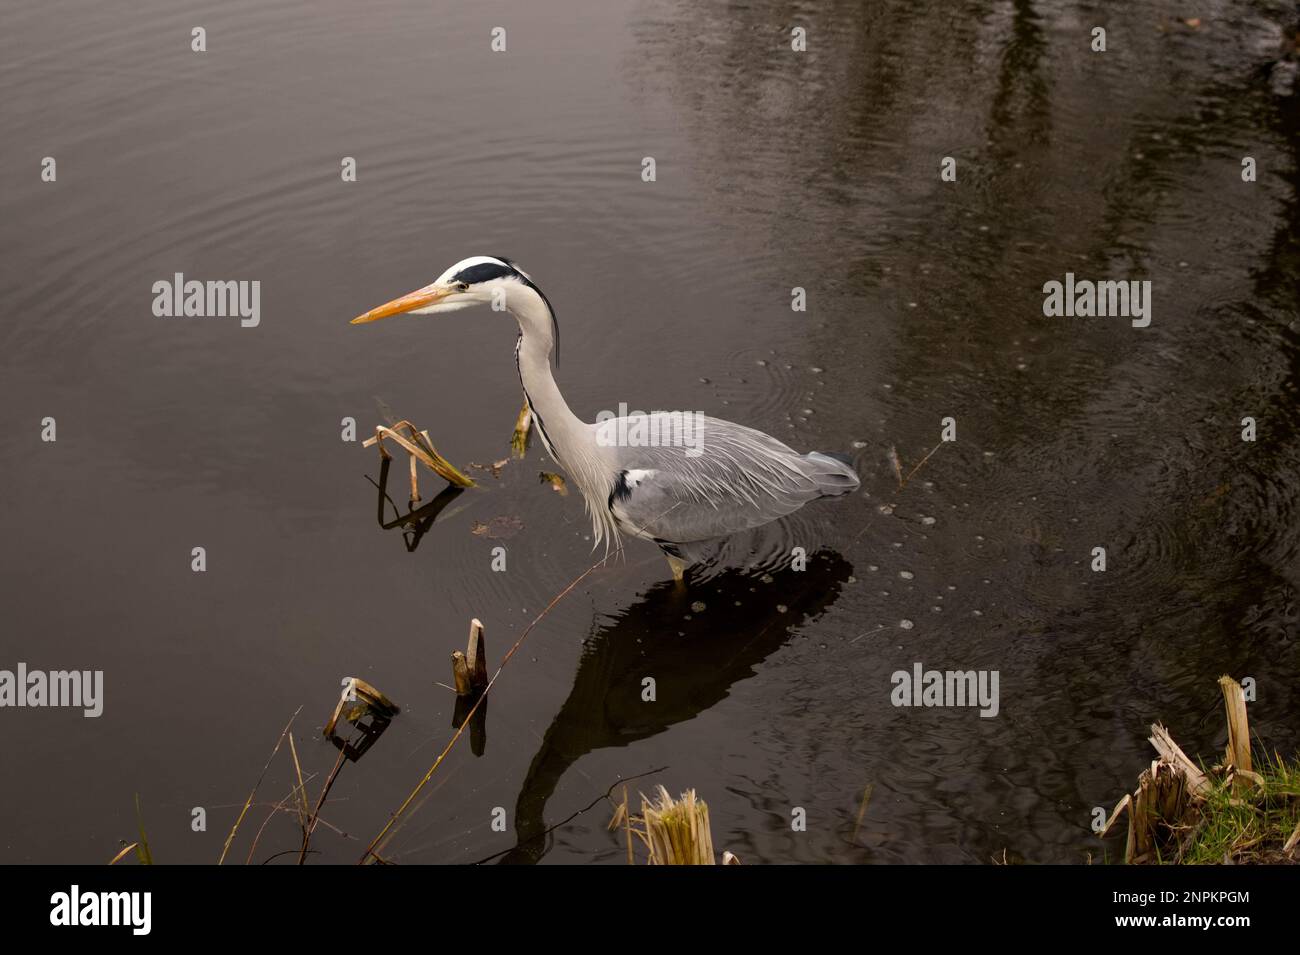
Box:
596 415 859 544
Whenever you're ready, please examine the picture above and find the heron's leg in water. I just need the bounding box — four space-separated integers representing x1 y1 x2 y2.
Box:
665 554 687 582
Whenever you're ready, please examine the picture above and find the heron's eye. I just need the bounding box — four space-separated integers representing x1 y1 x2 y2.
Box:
455 282 470 292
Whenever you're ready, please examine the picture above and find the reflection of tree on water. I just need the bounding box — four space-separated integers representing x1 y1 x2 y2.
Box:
632 0 1300 859
499 550 853 864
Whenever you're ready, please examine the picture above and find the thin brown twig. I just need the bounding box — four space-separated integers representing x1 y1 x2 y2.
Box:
288 732 309 831
464 765 667 866
851 441 947 548
300 746 348 864
899 440 944 489
359 553 611 864
246 772 320 865
219 705 302 865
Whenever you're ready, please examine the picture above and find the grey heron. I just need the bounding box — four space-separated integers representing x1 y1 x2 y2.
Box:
352 255 860 580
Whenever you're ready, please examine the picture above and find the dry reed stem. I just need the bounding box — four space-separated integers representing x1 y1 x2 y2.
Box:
219 706 302 865
364 423 476 488
1219 675 1252 783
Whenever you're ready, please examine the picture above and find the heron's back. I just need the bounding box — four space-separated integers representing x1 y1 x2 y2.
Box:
592 414 859 545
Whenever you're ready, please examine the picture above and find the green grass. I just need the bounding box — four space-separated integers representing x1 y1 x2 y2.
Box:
1178 752 1300 865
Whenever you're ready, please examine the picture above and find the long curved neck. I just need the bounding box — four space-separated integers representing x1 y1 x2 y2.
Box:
509 284 587 466
508 281 621 550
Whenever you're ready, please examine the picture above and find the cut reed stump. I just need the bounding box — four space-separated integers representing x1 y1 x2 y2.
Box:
451 618 488 697
610 786 739 864
1219 675 1253 790
1100 675 1274 864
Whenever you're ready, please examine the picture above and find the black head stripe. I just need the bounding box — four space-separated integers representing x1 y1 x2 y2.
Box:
453 260 515 286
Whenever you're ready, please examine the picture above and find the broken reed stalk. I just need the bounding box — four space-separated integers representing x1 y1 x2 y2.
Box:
466 618 487 689
219 706 302 865
359 554 610 864
451 618 490 696
1219 675 1252 784
450 651 472 695
363 421 476 490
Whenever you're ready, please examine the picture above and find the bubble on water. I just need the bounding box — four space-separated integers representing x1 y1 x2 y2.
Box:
776 604 788 613
899 619 914 630
878 504 894 515
899 570 914 580
983 451 995 458
920 516 936 526
931 606 941 613
756 359 768 367
760 574 774 584
810 366 824 374
852 440 868 449
867 564 879 572
972 610 983 617
691 601 706 613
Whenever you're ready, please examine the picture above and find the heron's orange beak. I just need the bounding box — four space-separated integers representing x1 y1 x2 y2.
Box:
350 283 453 324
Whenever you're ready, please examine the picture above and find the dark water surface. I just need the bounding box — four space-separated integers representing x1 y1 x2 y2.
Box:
1 0 1297 863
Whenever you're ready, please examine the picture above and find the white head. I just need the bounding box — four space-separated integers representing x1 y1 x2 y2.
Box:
351 255 558 351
